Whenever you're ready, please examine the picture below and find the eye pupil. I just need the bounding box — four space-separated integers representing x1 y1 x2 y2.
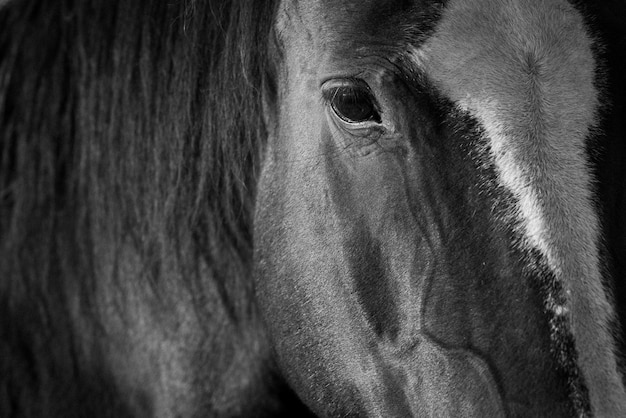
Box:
330 87 380 123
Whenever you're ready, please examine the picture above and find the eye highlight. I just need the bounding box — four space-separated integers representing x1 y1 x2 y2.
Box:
323 81 381 124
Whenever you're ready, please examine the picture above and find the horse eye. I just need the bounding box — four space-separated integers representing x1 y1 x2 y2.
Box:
330 86 381 124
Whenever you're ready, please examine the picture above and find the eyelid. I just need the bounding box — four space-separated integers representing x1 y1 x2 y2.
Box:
321 78 375 102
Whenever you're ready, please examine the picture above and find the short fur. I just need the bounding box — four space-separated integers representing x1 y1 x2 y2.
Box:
410 0 626 415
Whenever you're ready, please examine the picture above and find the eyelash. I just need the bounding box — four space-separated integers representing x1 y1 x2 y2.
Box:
321 78 372 102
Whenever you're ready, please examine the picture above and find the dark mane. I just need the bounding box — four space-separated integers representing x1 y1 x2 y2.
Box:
0 0 276 321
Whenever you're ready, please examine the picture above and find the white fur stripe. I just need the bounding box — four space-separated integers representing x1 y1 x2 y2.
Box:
411 0 626 415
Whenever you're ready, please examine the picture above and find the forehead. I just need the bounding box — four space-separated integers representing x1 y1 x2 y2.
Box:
277 0 444 56
276 0 594 92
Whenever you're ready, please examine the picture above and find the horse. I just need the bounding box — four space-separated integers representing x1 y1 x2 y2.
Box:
1 0 626 416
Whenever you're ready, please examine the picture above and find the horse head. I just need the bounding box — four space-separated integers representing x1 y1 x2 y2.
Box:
254 0 626 416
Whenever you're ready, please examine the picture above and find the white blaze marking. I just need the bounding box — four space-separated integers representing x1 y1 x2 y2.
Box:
456 97 559 272
410 0 626 415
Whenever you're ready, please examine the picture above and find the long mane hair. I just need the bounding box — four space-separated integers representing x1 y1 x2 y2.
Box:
0 3 280 397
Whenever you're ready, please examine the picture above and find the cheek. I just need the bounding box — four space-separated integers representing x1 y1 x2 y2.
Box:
275 100 325 163
342 157 411 227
